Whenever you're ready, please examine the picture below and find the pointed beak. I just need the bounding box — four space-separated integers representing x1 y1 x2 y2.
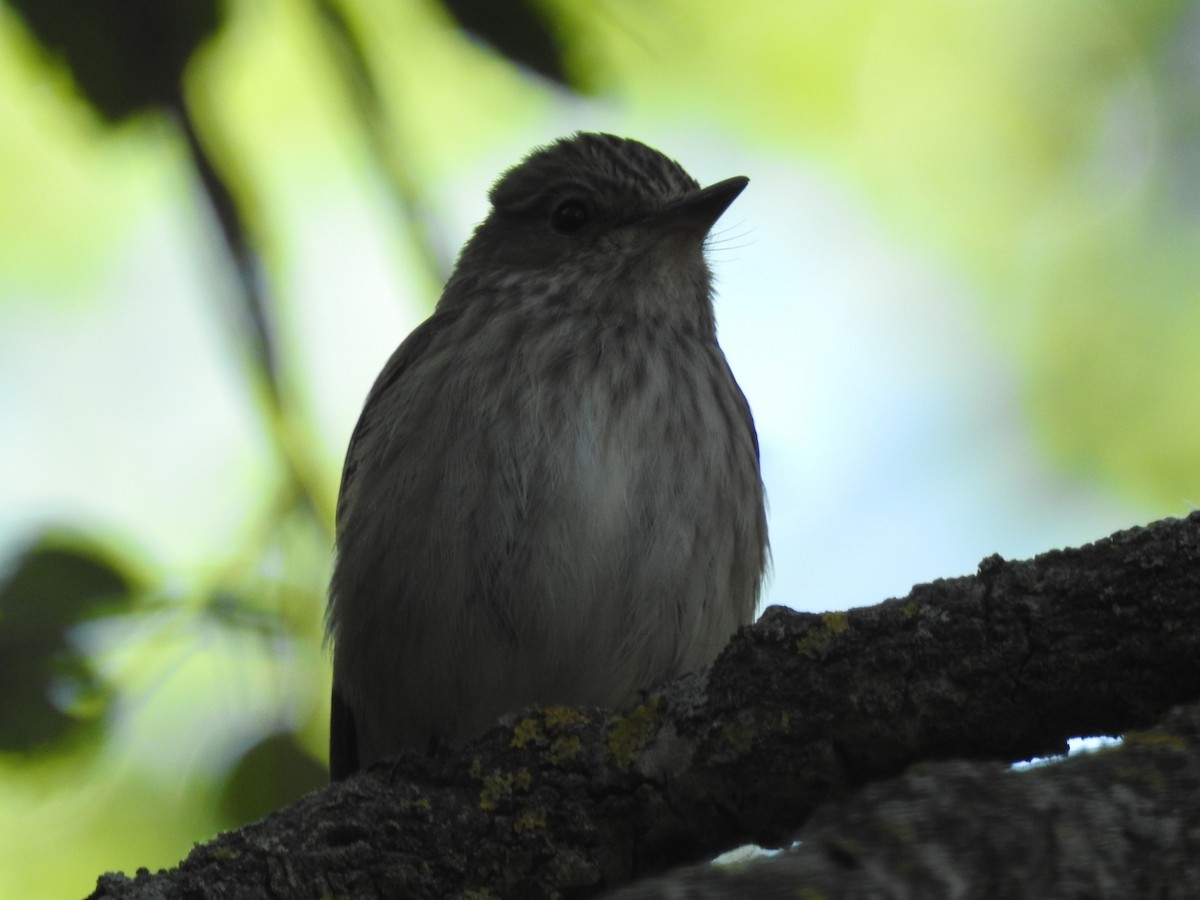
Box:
650 176 749 237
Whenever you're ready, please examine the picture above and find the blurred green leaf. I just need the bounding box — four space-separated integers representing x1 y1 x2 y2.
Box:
7 0 224 121
218 731 327 826
0 534 136 752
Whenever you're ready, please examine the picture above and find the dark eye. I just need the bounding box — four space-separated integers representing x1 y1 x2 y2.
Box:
551 199 590 234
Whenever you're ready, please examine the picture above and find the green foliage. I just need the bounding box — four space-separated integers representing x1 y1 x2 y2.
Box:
0 535 136 751
218 731 327 827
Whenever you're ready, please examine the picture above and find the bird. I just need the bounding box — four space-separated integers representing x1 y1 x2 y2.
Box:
326 132 767 779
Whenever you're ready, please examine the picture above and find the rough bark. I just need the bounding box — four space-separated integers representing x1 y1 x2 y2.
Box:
89 512 1200 899
604 701 1200 899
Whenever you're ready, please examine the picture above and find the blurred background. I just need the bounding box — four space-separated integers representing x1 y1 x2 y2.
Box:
1 0 1197 894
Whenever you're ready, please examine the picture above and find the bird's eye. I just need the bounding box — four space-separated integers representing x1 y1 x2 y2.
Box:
551 199 590 234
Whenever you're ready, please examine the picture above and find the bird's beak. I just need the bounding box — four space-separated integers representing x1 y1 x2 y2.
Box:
650 176 749 237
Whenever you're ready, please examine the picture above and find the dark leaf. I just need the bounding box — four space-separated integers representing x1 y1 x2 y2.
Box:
8 0 224 121
0 533 137 751
440 0 571 87
218 732 328 826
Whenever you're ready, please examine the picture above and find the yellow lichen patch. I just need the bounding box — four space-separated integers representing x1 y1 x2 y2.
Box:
512 708 589 754
794 631 830 660
795 612 850 660
547 734 582 765
397 796 433 814
606 698 661 766
1123 731 1188 751
515 806 548 833
541 706 592 729
821 611 850 633
477 767 534 810
511 717 544 748
721 720 756 757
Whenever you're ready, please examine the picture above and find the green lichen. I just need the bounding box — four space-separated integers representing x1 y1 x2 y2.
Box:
794 611 851 660
515 806 548 833
477 767 533 810
511 707 591 751
821 611 850 633
721 720 756 757
510 716 543 748
547 734 582 765
606 698 661 766
397 796 432 814
1124 730 1188 751
542 706 591 729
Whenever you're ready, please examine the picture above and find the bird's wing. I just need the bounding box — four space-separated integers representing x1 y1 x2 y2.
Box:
327 309 455 778
334 311 451 532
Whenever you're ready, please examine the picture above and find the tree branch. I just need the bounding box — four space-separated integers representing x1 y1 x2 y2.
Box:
89 512 1200 898
604 700 1200 898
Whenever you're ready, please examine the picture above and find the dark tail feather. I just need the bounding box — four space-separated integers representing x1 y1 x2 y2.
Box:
329 683 360 781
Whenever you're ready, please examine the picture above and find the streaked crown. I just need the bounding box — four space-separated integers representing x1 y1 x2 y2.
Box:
490 132 701 213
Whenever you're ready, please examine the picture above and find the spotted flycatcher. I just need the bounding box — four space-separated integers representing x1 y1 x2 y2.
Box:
327 132 767 778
